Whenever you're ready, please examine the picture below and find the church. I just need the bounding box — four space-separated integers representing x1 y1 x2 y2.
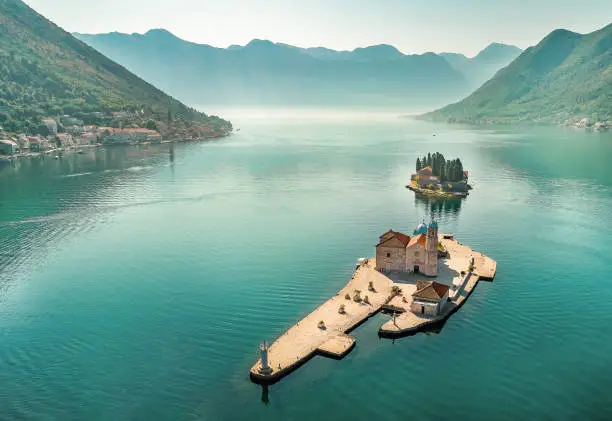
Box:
375 221 439 276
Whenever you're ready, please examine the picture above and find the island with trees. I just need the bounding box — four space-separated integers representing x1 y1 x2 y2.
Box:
407 152 471 198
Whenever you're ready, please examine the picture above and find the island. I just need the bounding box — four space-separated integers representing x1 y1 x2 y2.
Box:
250 221 496 384
407 152 471 198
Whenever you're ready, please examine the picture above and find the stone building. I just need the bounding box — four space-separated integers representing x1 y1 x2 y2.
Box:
411 280 450 316
375 221 439 276
0 139 19 155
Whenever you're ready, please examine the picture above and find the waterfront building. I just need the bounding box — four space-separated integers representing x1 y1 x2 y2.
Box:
0 139 20 155
410 280 450 316
418 166 433 177
56 133 74 146
101 128 162 144
375 221 439 276
28 137 49 152
16 134 29 150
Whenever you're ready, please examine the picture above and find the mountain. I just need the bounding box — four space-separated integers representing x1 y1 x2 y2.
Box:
421 23 612 125
74 30 472 108
0 0 230 135
440 43 523 89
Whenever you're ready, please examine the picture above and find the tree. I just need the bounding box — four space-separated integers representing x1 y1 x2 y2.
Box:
37 123 49 136
145 119 158 131
416 157 421 172
167 109 173 123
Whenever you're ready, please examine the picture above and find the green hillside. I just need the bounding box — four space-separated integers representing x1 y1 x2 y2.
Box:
421 23 611 125
0 0 230 135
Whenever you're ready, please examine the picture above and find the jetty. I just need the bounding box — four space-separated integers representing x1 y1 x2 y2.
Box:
250 261 394 383
250 227 496 384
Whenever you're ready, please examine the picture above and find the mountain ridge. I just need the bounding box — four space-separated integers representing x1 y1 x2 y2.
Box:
420 22 611 125
74 30 521 108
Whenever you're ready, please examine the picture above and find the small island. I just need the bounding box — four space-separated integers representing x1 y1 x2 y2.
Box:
407 152 471 198
250 221 496 384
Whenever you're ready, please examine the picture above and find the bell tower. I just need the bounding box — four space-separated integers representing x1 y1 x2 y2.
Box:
424 220 439 276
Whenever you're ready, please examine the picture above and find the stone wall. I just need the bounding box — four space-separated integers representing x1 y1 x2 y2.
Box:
375 246 406 271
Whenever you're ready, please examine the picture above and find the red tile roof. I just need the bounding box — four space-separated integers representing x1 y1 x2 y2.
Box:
407 233 426 248
412 281 449 301
376 230 411 247
418 166 433 176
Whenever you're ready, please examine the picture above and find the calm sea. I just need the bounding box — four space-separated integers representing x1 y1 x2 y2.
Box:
1 110 611 421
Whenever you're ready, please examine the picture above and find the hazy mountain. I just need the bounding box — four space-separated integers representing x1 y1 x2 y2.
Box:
421 23 612 125
74 30 473 108
440 43 523 89
0 1 229 134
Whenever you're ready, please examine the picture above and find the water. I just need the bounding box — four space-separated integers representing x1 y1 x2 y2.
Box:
1 111 611 421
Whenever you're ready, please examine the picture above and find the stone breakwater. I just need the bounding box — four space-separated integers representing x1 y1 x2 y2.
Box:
250 235 496 384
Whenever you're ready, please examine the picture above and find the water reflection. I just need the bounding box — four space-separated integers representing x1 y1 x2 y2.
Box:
261 385 270 405
413 194 462 221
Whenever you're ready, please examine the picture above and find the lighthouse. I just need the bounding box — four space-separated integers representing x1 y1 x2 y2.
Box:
258 340 273 375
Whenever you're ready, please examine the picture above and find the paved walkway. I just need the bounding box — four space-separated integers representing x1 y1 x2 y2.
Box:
250 260 393 382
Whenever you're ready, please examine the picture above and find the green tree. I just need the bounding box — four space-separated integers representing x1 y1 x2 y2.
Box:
145 119 158 131
37 123 49 136
416 157 421 172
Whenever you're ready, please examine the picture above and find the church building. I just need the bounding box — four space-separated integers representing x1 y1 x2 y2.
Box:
375 221 439 276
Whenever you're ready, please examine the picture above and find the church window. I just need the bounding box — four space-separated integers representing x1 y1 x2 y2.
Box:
386 252 391 258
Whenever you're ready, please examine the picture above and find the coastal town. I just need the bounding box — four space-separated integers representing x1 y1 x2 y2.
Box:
0 110 233 159
250 220 496 384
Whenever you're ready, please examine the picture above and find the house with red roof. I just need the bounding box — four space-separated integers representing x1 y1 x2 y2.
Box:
411 280 450 316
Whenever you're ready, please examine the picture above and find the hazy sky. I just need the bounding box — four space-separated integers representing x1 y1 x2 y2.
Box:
24 0 612 56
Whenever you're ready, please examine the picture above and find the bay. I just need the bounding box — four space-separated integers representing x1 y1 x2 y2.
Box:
1 109 611 421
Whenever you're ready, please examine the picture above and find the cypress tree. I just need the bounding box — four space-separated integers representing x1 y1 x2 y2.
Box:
416 158 421 172
427 153 432 167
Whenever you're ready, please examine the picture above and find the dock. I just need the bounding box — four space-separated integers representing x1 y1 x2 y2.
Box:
250 260 394 383
250 234 496 384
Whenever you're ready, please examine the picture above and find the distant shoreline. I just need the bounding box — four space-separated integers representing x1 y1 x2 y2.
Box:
0 132 233 163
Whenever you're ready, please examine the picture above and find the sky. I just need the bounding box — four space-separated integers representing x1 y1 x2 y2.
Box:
23 0 612 56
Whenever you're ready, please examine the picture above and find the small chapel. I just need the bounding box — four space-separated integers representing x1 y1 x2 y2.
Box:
375 221 439 276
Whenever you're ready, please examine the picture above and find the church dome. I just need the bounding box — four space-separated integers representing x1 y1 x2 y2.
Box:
413 222 428 235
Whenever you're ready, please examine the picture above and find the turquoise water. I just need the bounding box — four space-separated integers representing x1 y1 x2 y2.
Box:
1 111 611 420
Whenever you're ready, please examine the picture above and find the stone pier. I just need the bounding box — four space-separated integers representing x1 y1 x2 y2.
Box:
250 235 496 384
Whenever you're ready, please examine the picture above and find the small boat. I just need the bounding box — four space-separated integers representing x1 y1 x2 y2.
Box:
77 149 84 154
53 155 59 160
